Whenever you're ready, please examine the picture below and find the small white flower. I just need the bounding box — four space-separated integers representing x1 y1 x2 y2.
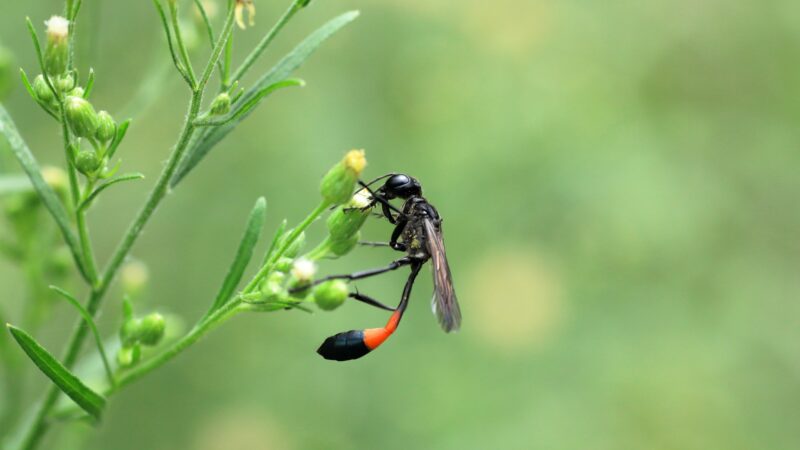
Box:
291 258 316 282
45 16 69 41
350 189 373 209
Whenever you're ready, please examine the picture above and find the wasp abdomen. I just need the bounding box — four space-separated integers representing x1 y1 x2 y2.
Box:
317 330 371 361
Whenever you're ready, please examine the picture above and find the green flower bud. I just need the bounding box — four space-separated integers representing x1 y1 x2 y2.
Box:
95 111 116 142
55 74 74 93
259 272 287 302
320 149 367 205
138 313 166 346
65 96 99 138
116 344 141 368
209 92 231 116
327 206 369 242
313 280 348 311
44 16 69 76
68 86 84 98
120 317 142 347
274 257 294 273
33 75 54 103
329 232 360 257
74 150 100 175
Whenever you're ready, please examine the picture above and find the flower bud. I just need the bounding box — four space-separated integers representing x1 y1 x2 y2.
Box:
68 86 84 98
120 317 142 347
320 149 367 206
313 280 348 311
209 92 231 116
65 96 99 138
116 344 141 368
44 16 69 76
290 258 316 284
74 150 100 175
329 232 360 257
274 257 294 273
33 75 54 103
327 205 369 242
56 74 74 93
138 313 166 346
259 272 287 302
95 111 116 142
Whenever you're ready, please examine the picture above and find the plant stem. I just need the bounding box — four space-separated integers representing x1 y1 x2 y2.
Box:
14 5 237 445
109 299 242 392
226 0 304 89
76 206 98 285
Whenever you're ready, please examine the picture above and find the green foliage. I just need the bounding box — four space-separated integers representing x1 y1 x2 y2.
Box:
6 325 105 420
172 10 361 186
206 196 267 317
0 1 368 448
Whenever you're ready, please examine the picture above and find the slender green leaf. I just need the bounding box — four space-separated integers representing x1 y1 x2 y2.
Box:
171 10 360 187
79 172 145 211
262 219 288 265
6 324 105 419
49 286 115 388
206 197 267 317
0 104 87 277
106 118 131 160
195 79 305 127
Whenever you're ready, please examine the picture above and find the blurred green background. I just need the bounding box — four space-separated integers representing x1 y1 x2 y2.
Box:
2 0 800 449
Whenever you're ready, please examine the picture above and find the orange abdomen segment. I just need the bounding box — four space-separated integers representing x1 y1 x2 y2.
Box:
363 310 401 350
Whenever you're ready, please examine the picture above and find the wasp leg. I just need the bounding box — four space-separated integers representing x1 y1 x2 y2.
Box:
389 218 408 251
290 257 413 293
358 180 405 223
317 263 423 361
359 241 391 247
349 292 395 311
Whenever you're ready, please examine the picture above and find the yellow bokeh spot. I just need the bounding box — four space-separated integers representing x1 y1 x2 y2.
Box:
466 248 567 354
193 408 292 450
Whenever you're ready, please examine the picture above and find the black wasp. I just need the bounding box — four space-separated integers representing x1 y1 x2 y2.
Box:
309 173 461 361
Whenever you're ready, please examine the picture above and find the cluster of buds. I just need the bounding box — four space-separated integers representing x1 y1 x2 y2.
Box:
246 150 371 313
255 259 348 312
66 96 117 177
28 16 119 178
117 298 166 368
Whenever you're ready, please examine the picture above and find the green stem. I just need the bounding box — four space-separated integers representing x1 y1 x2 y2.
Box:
110 299 242 392
76 191 98 284
14 5 237 447
226 0 304 88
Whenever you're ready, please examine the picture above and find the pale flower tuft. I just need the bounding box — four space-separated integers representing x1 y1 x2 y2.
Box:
45 16 69 41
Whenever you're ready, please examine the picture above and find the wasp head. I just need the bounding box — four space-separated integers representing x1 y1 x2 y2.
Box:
380 174 422 199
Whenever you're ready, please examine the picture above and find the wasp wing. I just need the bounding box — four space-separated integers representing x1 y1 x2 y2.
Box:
423 217 461 332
